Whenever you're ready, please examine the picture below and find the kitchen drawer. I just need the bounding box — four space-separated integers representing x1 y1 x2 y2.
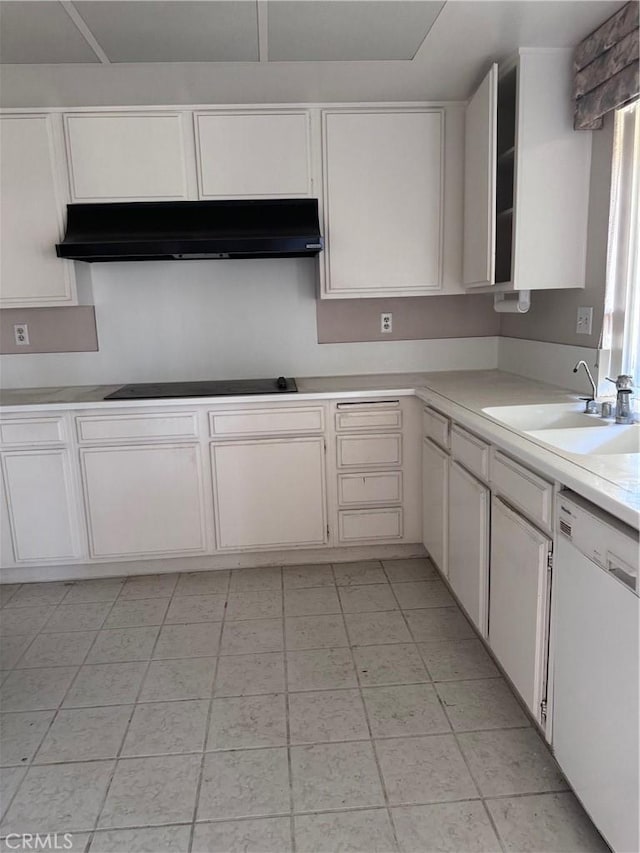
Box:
450 424 490 481
491 450 553 529
423 406 450 449
335 402 402 432
0 417 65 446
209 407 324 437
76 412 199 443
338 471 402 507
337 433 402 468
338 507 403 542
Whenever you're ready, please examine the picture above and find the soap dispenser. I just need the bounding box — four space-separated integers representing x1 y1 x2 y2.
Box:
607 375 635 424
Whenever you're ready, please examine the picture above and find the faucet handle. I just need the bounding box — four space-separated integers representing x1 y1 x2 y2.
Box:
607 375 634 390
579 397 600 414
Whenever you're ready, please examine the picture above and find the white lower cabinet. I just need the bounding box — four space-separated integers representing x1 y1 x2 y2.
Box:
448 460 489 637
489 496 551 723
422 437 449 576
1 449 82 562
332 400 419 545
339 507 403 542
211 437 327 550
80 444 207 558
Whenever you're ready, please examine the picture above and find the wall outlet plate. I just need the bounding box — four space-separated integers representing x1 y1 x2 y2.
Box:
576 306 593 335
380 312 393 333
13 324 30 346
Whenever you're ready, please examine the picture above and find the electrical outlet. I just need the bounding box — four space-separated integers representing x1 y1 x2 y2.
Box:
380 312 393 334
576 306 593 335
13 324 30 346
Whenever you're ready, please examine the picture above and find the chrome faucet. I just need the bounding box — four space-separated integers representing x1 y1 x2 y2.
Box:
573 361 599 413
606 375 635 424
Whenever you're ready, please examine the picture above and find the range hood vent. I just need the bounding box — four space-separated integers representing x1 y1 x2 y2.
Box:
56 199 324 262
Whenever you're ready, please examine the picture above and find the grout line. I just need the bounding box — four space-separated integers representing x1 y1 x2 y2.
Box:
281 568 297 853
1 723 537 770
329 561 402 853
481 797 509 853
187 565 232 853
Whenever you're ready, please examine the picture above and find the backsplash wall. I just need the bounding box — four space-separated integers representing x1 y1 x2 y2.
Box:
317 294 499 342
0 259 499 388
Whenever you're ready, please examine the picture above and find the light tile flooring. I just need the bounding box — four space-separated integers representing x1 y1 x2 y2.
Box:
0 558 608 853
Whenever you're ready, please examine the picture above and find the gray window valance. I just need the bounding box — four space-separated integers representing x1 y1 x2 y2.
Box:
574 1 639 130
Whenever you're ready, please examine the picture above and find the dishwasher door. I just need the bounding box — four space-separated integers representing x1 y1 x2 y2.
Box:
553 520 639 853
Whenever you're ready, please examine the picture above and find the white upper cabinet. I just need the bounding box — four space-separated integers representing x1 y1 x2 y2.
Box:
320 108 443 298
0 114 76 307
195 111 312 198
463 49 592 291
64 112 194 201
463 64 498 288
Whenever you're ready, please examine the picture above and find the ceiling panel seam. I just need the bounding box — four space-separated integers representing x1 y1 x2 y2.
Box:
257 0 269 62
61 1 111 64
411 0 448 61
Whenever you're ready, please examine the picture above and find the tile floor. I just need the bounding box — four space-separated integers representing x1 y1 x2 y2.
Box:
0 558 608 852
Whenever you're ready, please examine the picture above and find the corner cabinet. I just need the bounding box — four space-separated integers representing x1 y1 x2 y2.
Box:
320 108 444 297
0 114 77 307
463 49 592 291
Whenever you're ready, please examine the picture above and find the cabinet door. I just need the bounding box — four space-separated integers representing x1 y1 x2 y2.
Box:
463 63 498 288
81 444 207 558
422 437 448 576
1 449 81 562
448 461 489 636
64 113 191 201
489 496 551 721
322 109 443 297
211 437 326 550
0 114 76 307
196 112 311 198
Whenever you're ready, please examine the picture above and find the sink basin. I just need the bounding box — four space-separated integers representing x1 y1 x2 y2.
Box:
482 403 610 431
526 425 640 455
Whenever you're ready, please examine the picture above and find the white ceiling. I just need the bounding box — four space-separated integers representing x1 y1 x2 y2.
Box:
0 0 625 106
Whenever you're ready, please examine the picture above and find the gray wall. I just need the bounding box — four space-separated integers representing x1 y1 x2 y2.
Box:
317 294 499 342
499 112 614 347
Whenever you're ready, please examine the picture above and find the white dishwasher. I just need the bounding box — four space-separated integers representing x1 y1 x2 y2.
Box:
553 490 639 853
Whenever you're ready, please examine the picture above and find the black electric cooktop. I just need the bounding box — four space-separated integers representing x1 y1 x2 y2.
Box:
104 377 297 400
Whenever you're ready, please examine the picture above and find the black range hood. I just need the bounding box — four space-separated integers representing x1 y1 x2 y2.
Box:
56 198 324 262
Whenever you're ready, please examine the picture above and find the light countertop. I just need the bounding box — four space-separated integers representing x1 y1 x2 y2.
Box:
1 370 638 528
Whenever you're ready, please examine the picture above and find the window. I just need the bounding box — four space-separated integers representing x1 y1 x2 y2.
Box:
601 100 639 389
